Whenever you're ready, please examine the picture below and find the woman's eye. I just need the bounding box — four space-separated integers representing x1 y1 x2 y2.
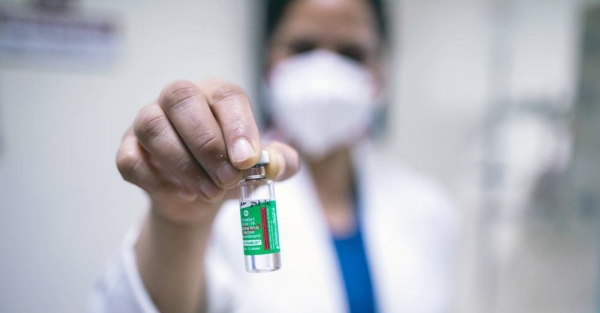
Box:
288 40 316 55
338 46 367 64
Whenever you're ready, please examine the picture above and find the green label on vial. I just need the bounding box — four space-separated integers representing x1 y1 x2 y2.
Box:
239 199 280 256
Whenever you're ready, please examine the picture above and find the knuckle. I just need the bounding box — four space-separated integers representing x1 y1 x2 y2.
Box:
133 107 169 144
190 132 221 156
159 80 199 111
210 83 247 106
173 155 199 177
116 148 142 182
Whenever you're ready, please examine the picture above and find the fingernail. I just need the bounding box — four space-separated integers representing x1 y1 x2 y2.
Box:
201 181 222 200
178 187 198 202
217 162 240 186
232 138 254 164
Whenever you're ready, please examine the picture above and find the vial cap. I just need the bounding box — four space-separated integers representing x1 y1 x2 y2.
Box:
256 150 270 165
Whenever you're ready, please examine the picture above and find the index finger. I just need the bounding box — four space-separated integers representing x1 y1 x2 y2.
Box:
198 78 262 170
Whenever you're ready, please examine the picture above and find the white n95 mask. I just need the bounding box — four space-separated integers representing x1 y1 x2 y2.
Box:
268 50 379 160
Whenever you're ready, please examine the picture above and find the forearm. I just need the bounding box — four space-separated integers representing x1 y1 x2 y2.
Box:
135 210 214 313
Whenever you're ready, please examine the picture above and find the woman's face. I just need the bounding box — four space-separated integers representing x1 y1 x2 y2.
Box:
267 0 383 81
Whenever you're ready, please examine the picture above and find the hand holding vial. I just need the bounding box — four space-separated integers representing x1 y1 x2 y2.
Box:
116 79 299 226
115 79 299 311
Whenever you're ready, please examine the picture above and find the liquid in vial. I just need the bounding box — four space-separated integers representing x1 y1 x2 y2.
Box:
238 150 281 273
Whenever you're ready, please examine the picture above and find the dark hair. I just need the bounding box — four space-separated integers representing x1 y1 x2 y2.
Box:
265 0 388 44
256 0 390 132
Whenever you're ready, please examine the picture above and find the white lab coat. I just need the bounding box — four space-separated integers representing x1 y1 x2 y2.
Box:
89 144 458 313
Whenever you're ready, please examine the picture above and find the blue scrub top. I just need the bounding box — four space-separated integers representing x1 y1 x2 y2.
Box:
331 179 378 313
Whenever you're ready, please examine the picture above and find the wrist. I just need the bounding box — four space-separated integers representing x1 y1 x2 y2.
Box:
149 195 221 229
136 209 214 263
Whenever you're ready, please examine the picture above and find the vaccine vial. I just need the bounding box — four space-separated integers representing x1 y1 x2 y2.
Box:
238 150 281 273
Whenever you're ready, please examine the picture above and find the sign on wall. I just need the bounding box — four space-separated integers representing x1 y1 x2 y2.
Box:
0 0 121 66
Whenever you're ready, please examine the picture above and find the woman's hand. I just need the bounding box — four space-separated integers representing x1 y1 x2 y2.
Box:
114 79 300 313
116 78 300 226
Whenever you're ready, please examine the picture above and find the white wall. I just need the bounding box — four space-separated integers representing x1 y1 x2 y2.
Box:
0 1 254 312
389 0 581 187
391 1 589 313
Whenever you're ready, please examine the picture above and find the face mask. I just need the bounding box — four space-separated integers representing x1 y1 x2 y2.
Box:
267 50 379 160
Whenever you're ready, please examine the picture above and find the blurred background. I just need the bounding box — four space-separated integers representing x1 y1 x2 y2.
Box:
0 0 598 312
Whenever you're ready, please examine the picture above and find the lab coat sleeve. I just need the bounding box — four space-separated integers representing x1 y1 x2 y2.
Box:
204 200 249 312
204 233 242 313
87 227 159 313
88 224 241 313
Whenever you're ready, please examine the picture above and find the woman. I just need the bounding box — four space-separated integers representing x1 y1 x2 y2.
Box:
91 0 457 312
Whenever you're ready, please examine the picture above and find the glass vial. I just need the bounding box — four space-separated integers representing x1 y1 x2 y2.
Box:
238 150 281 273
